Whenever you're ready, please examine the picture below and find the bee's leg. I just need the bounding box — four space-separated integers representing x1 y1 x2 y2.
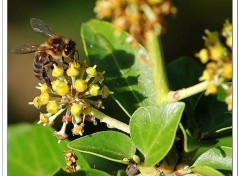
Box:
42 67 52 88
74 50 80 62
62 56 69 66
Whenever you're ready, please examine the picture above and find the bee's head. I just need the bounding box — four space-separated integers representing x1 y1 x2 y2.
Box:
63 40 76 58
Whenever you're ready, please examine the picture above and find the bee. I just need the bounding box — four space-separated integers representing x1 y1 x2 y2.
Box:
12 18 77 88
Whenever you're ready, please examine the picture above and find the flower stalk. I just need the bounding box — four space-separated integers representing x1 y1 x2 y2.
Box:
146 30 170 104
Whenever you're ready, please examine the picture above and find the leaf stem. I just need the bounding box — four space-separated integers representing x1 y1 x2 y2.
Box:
146 31 170 104
166 81 208 102
91 108 130 134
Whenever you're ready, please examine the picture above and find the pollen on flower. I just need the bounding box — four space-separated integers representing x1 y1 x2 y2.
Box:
197 48 209 64
30 59 110 142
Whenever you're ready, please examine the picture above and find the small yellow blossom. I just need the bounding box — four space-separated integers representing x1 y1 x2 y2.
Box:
72 125 84 136
71 103 83 117
39 92 50 105
226 36 232 48
46 102 58 114
102 86 110 98
39 113 49 124
40 83 49 93
209 44 226 61
199 70 211 81
89 84 100 96
86 66 98 77
75 79 88 92
52 65 64 77
67 65 79 77
55 81 69 96
222 62 232 80
33 96 41 109
197 48 209 64
205 83 218 95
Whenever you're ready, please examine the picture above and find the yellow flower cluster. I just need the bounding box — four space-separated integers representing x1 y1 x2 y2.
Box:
94 0 177 45
29 61 111 143
196 20 232 110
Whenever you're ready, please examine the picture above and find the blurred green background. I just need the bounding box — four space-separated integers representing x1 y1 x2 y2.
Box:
8 0 231 123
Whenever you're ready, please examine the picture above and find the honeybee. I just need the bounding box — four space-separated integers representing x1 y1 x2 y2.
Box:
12 18 77 88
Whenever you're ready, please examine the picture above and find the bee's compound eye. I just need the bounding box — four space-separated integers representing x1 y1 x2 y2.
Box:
64 45 71 56
64 40 76 56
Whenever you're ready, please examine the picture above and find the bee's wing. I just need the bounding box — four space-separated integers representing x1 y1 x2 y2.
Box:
30 18 55 38
12 44 40 54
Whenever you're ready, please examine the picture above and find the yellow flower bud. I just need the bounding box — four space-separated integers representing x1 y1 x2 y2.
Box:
52 80 60 92
52 65 64 77
69 61 80 69
86 67 98 77
102 86 110 98
39 92 49 105
89 84 100 96
46 102 58 114
206 83 218 95
75 79 88 92
83 106 92 115
66 65 79 77
40 83 49 93
39 113 49 124
33 96 41 109
199 70 211 81
71 103 83 117
222 62 232 80
197 48 209 64
55 81 69 96
72 125 84 136
226 36 232 48
209 45 225 61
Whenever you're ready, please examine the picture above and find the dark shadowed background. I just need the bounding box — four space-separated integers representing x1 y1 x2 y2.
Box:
8 0 231 124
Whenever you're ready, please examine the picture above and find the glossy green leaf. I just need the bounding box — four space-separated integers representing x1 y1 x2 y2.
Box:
81 19 155 116
130 102 185 166
8 123 89 176
194 94 232 133
192 146 232 170
191 166 225 176
68 131 136 164
54 168 110 176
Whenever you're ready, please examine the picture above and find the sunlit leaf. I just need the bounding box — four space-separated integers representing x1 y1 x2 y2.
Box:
130 102 185 166
68 131 136 164
8 123 89 176
81 19 155 116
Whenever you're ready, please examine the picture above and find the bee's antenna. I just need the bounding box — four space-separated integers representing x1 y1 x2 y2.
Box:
74 50 80 62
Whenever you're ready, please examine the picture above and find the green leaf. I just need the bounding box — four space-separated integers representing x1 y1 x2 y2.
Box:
81 19 155 116
68 131 136 164
194 94 232 133
192 146 232 170
54 168 110 176
130 102 185 166
8 123 89 176
191 166 225 176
